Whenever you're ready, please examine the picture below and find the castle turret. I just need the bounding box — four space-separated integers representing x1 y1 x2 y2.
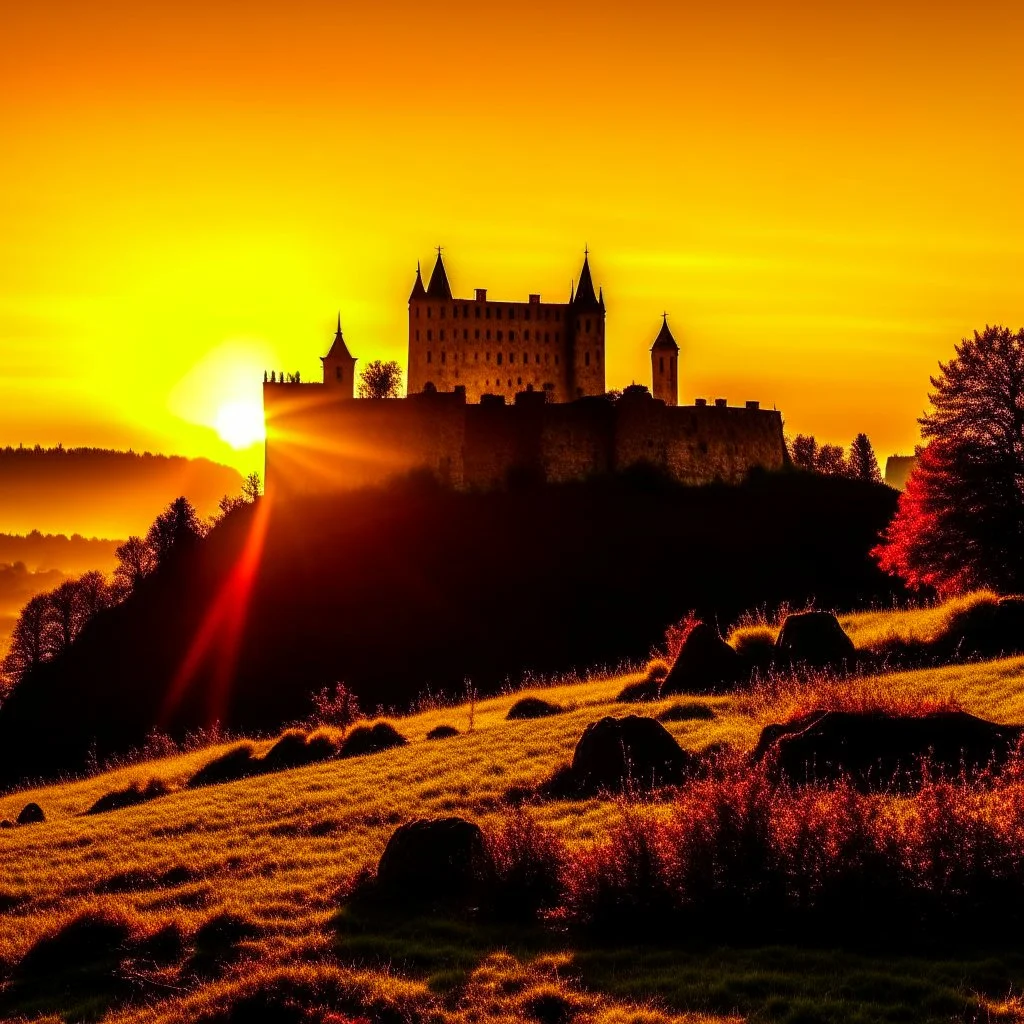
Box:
650 314 679 406
569 251 606 397
425 250 452 300
321 314 357 397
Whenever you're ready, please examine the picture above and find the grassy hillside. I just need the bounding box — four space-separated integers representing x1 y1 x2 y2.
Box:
3 621 1024 1024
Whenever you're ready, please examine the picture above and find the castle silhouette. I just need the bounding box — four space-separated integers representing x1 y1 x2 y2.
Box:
263 250 785 496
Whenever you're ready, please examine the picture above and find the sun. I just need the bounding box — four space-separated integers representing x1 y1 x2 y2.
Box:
215 400 266 449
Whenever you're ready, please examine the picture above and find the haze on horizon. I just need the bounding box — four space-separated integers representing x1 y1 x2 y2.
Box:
2 0 1023 474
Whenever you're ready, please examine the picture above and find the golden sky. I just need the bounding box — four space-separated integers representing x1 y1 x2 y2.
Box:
3 0 1023 475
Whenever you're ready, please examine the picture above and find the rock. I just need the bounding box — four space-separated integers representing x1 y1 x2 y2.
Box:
661 623 746 694
16 802 44 825
570 715 696 793
339 722 407 759
774 611 855 669
262 730 337 771
507 696 563 720
754 710 1024 791
426 725 459 740
376 817 493 901
0 820 13 829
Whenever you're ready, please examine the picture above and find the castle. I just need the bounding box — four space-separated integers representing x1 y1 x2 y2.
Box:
263 250 786 497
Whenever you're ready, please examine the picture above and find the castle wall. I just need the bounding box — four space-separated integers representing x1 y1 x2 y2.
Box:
265 387 786 498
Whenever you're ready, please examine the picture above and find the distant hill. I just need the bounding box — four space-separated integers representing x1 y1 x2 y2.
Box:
0 531 121 574
0 446 242 537
0 469 903 783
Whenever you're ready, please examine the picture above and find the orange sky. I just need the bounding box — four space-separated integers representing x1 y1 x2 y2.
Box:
2 0 1023 476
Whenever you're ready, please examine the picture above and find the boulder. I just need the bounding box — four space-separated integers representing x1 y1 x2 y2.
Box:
774 611 855 669
376 817 493 902
570 715 695 793
754 710 1024 791
426 724 459 740
507 696 563 720
339 722 407 759
16 802 45 825
661 623 746 695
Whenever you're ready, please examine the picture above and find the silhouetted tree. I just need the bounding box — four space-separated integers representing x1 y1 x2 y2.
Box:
790 434 819 471
875 325 1024 593
1 593 50 686
849 433 881 483
241 471 262 502
114 535 157 594
310 682 361 736
44 573 113 658
215 472 263 522
146 497 204 568
816 444 848 477
357 360 403 399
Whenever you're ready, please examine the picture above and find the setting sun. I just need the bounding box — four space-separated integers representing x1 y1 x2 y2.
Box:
214 400 266 449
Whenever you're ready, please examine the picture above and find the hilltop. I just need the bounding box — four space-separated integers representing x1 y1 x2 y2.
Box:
1 596 1024 1023
0 469 902 783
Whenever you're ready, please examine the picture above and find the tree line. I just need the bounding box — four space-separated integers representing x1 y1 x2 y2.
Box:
788 432 882 483
0 473 262 691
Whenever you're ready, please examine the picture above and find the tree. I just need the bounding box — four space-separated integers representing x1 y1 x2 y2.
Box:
790 434 819 471
816 444 848 477
113 535 156 594
1 593 51 686
849 433 881 483
357 360 403 399
874 325 1024 593
215 472 263 521
146 496 204 567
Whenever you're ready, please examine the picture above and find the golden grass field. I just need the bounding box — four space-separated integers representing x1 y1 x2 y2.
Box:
3 593 1024 1024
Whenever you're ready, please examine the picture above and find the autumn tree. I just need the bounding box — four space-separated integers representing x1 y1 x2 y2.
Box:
816 444 848 477
1 593 51 686
357 360 403 399
874 325 1024 593
849 433 882 483
113 535 156 594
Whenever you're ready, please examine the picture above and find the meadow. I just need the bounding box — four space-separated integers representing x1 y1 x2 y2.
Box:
3 595 1024 1024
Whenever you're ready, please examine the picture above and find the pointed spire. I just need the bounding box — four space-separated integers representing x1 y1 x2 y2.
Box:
599 286 605 313
336 311 342 335
426 248 452 300
651 313 679 351
409 261 427 302
324 315 355 360
572 251 599 308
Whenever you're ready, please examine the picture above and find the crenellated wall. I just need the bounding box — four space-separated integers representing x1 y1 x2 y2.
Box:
264 385 786 498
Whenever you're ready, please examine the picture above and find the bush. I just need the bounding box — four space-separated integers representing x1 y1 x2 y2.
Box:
507 696 564 720
262 729 338 771
339 722 407 759
487 810 567 919
426 724 459 740
87 778 169 815
657 702 715 723
615 678 661 703
728 624 778 671
188 744 261 789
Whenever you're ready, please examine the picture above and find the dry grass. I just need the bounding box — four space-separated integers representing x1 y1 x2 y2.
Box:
3 629 1024 1021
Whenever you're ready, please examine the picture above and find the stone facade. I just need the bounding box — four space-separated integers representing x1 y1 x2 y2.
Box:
406 251 606 404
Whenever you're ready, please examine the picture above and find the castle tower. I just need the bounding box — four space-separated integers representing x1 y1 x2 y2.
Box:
569 251 606 397
321 314 357 397
650 314 679 406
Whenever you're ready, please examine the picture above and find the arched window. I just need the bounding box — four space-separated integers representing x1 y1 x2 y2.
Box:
497 353 503 365
427 330 432 341
427 351 432 364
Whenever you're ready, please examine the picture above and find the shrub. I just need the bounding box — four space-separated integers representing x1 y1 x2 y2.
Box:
339 722 407 759
188 744 261 788
645 658 670 682
728 624 778 670
262 729 338 771
507 696 564 720
426 724 459 740
87 778 169 815
615 678 660 703
657 702 715 723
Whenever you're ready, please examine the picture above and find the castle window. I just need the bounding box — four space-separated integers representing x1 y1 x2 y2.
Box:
464 305 469 317
486 352 490 361
476 306 481 318
427 351 432 363
440 306 446 317
463 329 468 340
509 352 515 363
427 307 432 318
508 307 514 320
518 377 522 385
416 330 420 341
524 330 530 341
486 330 491 340
497 330 503 341
508 378 512 386
525 308 530 320
535 353 540 364
440 329 445 340
486 307 491 319
475 329 480 340
427 329 433 341
659 357 664 372
441 351 446 363
453 306 458 318
475 353 479 361
586 319 591 332
509 331 515 341
545 353 549 364
545 332 549 342
415 307 420 318
585 351 590 367
336 366 342 380
497 353 503 365
496 307 502 319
